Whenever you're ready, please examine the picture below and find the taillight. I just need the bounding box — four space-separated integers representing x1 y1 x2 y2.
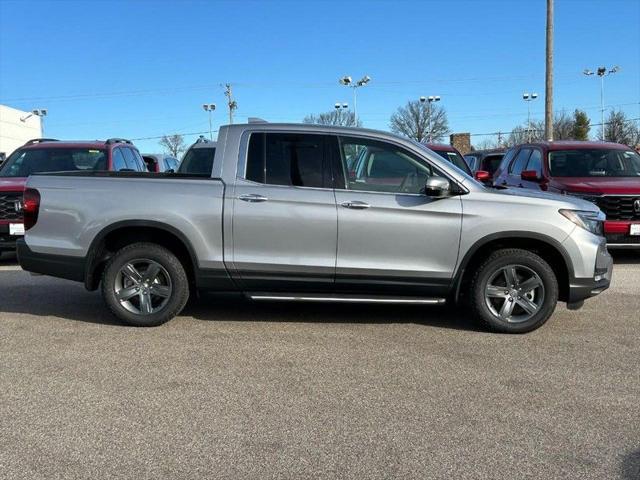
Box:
23 188 40 230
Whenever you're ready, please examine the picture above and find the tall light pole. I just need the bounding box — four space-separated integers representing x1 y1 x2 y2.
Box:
202 103 216 140
420 95 440 143
522 92 538 142
339 75 370 125
583 66 620 140
20 108 48 136
334 102 349 125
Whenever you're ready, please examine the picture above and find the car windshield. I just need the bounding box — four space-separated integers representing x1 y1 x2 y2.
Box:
431 149 472 175
178 147 216 174
0 147 108 177
549 148 640 177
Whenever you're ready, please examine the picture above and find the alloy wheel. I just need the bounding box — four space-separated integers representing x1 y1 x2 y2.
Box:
114 259 172 315
484 264 545 323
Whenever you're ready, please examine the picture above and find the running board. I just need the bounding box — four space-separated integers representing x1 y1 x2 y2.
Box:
247 293 446 304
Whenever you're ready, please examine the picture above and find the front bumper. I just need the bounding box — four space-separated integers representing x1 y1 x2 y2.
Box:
0 224 20 251
567 240 613 306
605 220 640 248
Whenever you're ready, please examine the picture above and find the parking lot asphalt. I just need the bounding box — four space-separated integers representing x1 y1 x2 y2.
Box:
0 251 638 480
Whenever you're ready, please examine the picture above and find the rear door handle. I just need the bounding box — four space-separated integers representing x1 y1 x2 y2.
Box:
238 193 268 203
341 201 371 209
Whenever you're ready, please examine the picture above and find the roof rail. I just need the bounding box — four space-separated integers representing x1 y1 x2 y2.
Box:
195 135 210 144
105 138 133 145
24 138 59 145
248 117 268 124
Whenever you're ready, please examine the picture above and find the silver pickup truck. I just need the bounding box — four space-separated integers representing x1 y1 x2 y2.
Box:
17 123 613 333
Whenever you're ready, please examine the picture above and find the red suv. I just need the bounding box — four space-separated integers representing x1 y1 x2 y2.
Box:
493 141 640 248
0 138 146 255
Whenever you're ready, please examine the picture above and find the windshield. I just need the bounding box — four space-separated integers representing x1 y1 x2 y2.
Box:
178 147 216 174
549 148 640 177
0 147 108 177
431 149 472 175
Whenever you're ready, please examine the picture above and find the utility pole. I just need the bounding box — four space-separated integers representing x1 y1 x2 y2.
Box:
544 0 554 141
224 83 237 124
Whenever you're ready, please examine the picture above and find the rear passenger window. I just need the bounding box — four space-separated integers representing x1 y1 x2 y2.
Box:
246 133 327 188
510 149 532 175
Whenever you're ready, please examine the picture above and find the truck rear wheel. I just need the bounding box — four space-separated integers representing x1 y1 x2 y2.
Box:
469 248 558 333
101 242 189 327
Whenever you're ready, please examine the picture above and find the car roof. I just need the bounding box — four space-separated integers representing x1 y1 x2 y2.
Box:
518 141 631 151
467 148 506 156
142 153 177 159
424 143 457 152
188 139 217 149
20 139 137 150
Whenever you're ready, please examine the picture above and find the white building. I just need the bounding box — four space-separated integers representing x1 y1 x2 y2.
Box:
0 104 43 160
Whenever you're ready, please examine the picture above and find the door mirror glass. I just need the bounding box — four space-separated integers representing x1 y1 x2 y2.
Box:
425 176 451 197
521 170 540 182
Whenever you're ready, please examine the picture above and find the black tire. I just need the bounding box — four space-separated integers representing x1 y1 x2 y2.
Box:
101 242 189 327
469 248 558 334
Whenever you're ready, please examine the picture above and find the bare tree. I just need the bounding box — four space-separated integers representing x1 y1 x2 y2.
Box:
601 110 640 146
389 100 449 143
159 134 186 158
553 111 575 140
303 110 361 127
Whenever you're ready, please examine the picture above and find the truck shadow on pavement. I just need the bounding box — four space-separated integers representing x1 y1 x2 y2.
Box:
0 269 480 331
621 449 640 480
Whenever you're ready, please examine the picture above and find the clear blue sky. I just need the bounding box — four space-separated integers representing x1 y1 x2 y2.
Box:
1 0 639 152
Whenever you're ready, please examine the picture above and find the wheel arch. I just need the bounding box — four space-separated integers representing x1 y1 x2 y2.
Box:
84 220 199 291
453 232 573 304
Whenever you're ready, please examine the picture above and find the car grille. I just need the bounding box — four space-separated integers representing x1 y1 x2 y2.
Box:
0 192 22 221
594 196 640 221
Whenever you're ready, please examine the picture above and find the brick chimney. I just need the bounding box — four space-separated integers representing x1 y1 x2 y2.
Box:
450 133 471 155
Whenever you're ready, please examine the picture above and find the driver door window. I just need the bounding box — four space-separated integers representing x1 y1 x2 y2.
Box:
338 137 433 194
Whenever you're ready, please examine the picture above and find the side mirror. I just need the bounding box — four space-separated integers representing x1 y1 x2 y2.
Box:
425 176 451 198
474 170 491 183
521 170 541 182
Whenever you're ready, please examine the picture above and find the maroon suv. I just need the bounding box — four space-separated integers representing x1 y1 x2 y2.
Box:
0 138 146 255
493 141 640 248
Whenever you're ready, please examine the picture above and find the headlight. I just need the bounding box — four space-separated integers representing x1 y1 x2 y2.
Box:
559 209 605 235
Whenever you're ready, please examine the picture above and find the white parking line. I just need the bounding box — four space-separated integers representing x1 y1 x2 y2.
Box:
0 265 21 271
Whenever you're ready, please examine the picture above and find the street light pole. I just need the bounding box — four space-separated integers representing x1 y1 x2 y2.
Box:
420 96 440 143
583 66 620 140
202 103 216 140
334 102 349 125
522 92 538 142
20 108 48 136
339 75 371 125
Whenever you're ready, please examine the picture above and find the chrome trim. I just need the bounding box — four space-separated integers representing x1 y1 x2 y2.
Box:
248 295 446 304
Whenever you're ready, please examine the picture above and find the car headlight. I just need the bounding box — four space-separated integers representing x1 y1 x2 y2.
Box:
559 209 605 236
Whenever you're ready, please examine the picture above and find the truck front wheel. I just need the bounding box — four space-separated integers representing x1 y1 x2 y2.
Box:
101 242 189 327
469 248 559 333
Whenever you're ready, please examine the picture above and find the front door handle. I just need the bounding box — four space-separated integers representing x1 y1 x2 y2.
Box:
239 193 268 203
341 200 371 209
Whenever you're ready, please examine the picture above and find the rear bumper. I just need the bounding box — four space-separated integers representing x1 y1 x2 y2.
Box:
16 239 85 282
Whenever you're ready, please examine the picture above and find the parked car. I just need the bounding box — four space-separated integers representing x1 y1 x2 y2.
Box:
142 153 179 173
464 148 506 179
17 123 612 333
0 138 146 255
177 137 217 174
492 141 640 248
424 143 472 175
